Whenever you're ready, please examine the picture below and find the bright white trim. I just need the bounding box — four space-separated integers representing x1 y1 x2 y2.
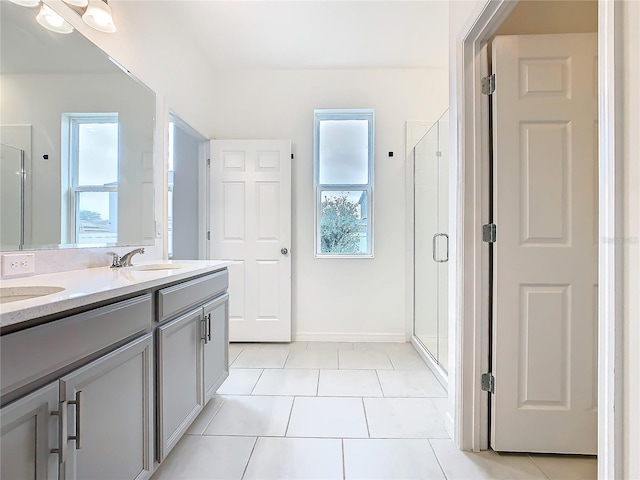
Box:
597 1 624 478
453 0 517 452
454 0 624 474
294 332 406 343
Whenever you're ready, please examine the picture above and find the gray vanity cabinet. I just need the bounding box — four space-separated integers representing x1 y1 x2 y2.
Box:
157 308 204 461
156 270 229 462
61 333 154 480
203 294 229 403
1 267 229 478
0 382 59 480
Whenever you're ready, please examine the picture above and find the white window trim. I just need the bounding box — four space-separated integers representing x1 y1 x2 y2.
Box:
313 108 375 258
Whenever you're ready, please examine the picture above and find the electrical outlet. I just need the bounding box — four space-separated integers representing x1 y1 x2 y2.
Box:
2 253 35 277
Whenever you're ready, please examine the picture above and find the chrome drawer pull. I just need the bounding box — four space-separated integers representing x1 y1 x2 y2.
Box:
68 391 82 449
50 400 68 463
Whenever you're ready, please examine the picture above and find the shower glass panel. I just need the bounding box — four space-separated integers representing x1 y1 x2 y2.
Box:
0 144 25 250
413 110 449 373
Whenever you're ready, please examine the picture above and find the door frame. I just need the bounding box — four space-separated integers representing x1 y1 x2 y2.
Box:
452 0 624 478
166 111 210 260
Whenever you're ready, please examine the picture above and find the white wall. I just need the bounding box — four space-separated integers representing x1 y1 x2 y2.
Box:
207 68 448 340
34 2 450 342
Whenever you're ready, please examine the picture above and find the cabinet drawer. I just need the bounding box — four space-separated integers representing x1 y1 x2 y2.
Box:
157 270 228 323
1 294 152 405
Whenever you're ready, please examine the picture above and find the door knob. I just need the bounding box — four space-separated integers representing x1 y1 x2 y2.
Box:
281 248 289 255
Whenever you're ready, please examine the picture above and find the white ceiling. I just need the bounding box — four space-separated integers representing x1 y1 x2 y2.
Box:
1 1 449 75
155 1 450 70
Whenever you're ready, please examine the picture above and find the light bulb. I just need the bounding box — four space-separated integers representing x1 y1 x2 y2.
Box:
36 4 73 33
82 0 116 33
92 10 110 27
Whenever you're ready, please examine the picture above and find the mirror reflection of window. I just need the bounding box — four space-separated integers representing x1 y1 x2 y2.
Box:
167 121 175 258
64 113 119 244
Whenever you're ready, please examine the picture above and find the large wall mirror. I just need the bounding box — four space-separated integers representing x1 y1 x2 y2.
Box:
0 0 155 251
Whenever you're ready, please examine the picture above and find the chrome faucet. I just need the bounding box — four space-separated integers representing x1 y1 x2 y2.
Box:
108 248 145 268
120 248 145 267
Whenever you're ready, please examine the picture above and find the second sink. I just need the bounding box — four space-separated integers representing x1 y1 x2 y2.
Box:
0 286 66 304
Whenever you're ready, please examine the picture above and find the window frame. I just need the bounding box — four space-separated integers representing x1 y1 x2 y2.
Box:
313 108 374 258
65 113 119 244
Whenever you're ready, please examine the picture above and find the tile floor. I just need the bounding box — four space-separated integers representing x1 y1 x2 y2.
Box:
152 342 597 480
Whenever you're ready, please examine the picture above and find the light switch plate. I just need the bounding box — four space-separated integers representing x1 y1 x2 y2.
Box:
2 253 35 276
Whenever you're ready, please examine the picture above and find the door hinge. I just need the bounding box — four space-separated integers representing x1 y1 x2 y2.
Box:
207 158 211 167
206 231 210 241
435 151 442 157
483 223 497 243
481 373 495 393
481 74 496 95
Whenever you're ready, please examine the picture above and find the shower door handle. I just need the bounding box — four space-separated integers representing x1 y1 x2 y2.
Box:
432 233 449 263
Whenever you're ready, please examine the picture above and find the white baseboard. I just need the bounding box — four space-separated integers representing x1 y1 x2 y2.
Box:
294 332 407 343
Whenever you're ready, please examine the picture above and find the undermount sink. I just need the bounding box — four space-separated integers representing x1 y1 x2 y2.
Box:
0 286 66 304
127 264 192 272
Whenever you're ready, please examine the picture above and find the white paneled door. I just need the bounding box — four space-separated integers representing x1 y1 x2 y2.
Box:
491 33 597 454
210 140 291 342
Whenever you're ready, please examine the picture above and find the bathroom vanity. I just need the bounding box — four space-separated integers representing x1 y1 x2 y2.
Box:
0 261 231 480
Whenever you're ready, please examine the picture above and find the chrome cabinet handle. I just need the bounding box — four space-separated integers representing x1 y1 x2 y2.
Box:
68 391 82 449
433 233 449 263
51 400 68 464
432 234 438 262
207 313 212 342
201 315 208 344
281 248 288 255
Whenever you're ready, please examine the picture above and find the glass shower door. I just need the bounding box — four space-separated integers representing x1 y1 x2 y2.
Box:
0 144 25 250
413 110 449 372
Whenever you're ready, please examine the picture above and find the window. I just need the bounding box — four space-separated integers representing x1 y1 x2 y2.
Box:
314 109 374 257
65 114 119 244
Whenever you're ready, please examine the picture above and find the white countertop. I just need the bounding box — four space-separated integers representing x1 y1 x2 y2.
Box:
0 260 233 329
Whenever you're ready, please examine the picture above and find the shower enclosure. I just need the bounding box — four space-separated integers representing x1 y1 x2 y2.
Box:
1 144 25 250
413 110 449 376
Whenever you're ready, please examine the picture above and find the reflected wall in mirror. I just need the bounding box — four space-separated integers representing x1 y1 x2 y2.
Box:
0 0 155 251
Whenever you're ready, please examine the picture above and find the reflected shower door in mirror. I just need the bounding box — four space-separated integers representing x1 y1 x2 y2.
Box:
413 110 449 373
1 144 25 250
0 0 155 251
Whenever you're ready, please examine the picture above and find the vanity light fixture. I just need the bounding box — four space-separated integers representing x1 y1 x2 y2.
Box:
62 0 88 7
81 0 116 33
10 0 117 34
36 3 74 34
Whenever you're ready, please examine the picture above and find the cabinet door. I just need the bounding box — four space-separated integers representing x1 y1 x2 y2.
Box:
60 334 153 480
157 308 203 461
1 382 59 480
202 294 229 403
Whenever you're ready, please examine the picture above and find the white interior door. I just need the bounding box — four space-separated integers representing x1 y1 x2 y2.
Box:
210 140 291 342
491 33 598 454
